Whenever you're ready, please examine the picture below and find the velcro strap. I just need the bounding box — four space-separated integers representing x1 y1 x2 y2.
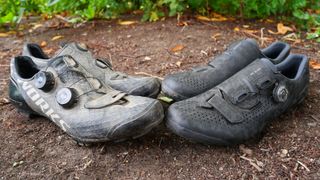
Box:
85 91 126 109
207 91 243 124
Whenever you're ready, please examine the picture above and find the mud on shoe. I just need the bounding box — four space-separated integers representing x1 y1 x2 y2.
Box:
166 54 309 145
9 55 164 143
21 42 161 98
162 39 291 101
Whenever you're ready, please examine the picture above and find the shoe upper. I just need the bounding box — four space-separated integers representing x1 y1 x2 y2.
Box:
162 39 290 101
167 54 309 145
10 55 164 142
22 43 161 97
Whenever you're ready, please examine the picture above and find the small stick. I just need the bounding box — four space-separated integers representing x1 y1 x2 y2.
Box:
240 156 264 172
134 72 163 80
297 160 310 172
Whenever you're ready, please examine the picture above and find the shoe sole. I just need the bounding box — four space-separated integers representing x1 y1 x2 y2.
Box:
11 96 164 144
166 119 232 146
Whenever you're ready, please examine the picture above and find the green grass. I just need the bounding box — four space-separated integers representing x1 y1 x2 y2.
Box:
0 0 319 40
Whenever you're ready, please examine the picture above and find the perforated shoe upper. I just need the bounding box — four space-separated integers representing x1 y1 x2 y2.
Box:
167 54 309 145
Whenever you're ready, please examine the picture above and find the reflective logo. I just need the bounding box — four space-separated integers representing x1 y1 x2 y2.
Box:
21 81 70 132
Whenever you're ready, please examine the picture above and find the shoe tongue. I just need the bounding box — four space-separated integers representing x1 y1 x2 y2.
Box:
208 39 262 68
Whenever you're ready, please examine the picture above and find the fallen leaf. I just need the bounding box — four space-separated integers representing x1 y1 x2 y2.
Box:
266 19 274 23
51 35 64 41
243 25 250 28
176 61 182 67
196 14 228 22
0 33 9 37
118 20 138 25
177 21 188 27
196 15 212 22
310 60 320 70
158 96 173 103
282 33 301 43
171 45 185 52
277 23 293 35
211 33 221 40
32 23 43 30
234 27 240 32
243 29 258 34
40 41 47 47
268 29 279 35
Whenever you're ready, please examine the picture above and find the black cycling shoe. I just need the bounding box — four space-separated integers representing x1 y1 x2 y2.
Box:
162 39 290 101
9 55 164 143
167 54 309 145
21 42 161 98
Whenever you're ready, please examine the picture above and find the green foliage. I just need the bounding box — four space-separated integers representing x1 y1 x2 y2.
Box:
0 0 319 39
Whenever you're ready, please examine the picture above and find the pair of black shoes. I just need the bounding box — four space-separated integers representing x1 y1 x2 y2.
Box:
162 39 309 145
9 39 309 146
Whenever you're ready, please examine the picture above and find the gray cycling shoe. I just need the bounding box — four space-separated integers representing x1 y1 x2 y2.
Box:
21 43 161 97
167 54 309 145
9 55 164 143
162 39 291 101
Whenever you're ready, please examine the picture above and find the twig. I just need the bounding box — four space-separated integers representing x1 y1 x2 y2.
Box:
119 53 155 59
297 160 310 172
240 156 264 172
311 115 320 122
54 14 70 23
242 31 260 39
134 72 163 80
260 28 265 46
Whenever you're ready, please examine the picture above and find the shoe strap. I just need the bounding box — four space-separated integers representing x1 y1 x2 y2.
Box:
85 91 126 109
206 90 244 124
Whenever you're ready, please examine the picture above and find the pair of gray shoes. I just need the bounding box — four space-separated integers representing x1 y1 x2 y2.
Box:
9 43 163 143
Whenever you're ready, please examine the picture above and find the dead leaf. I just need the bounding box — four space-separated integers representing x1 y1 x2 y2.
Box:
177 21 188 27
268 29 279 35
176 61 182 67
40 41 47 47
234 27 240 32
0 33 9 37
310 60 320 70
282 33 301 44
51 35 64 41
32 23 43 30
266 19 274 23
211 33 221 40
242 29 258 34
118 20 138 25
196 15 212 22
158 96 173 103
171 45 185 52
277 23 293 35
243 25 250 28
196 14 228 22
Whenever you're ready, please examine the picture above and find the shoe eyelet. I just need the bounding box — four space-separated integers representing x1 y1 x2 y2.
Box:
75 43 88 51
34 71 55 91
56 87 77 108
95 58 112 69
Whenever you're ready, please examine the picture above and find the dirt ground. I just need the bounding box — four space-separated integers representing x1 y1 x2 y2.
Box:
0 16 319 179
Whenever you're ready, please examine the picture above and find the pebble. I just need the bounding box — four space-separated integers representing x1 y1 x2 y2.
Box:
280 149 288 157
307 122 317 127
